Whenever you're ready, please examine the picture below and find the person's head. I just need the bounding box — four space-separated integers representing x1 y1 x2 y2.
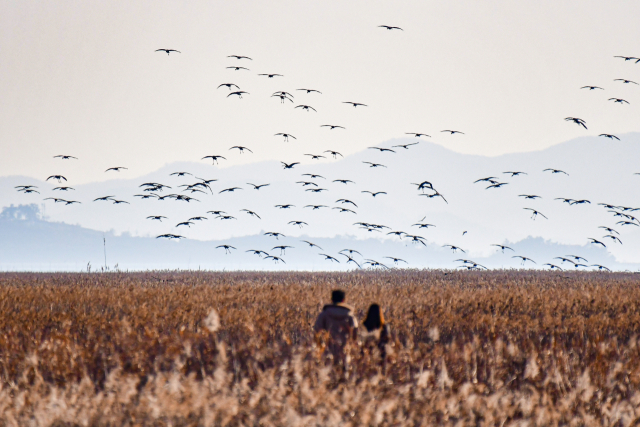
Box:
363 304 385 332
331 289 346 304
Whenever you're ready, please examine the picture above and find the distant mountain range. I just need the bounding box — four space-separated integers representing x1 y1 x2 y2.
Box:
2 134 640 271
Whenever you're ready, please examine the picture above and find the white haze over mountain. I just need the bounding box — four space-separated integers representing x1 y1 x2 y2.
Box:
3 134 640 270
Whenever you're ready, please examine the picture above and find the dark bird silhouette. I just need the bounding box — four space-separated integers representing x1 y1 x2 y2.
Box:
588 238 606 248
93 195 114 202
441 130 464 135
555 198 574 204
603 234 622 244
599 226 619 235
298 88 322 94
155 49 180 55
608 98 630 104
305 154 326 160
272 93 293 103
325 150 343 159
202 155 226 165
147 216 167 221
301 240 323 250
336 199 357 207
361 191 387 197
227 91 249 98
332 178 353 184
387 231 406 237
240 209 261 219
273 245 293 255
281 162 300 169
340 249 362 257
170 172 192 177
378 25 403 31
295 105 317 112
265 255 286 264
218 83 240 90
340 254 361 268
52 186 75 191
105 167 127 172
288 220 308 228
614 56 639 61
591 264 611 272
413 223 435 229
580 86 603 90
393 142 420 149
474 177 497 184
275 133 296 141
247 183 270 190
226 66 250 71
216 245 236 254
443 245 465 253
219 187 242 194
321 124 345 130
519 194 541 200
156 234 184 239
599 134 620 140
524 208 547 220
47 175 67 183
343 101 367 107
384 257 407 265
504 171 527 177
228 55 252 60
362 161 386 168
512 255 536 265
302 173 325 179
275 204 295 209
486 182 508 189
18 188 40 194
614 79 638 85
305 188 327 193
369 147 395 153
305 204 327 210
320 254 340 263
492 244 514 253
264 232 286 239
246 249 269 257
564 117 587 129
176 221 194 228
363 260 389 269
189 217 208 221
543 168 569 175
230 146 253 153
258 73 283 78
543 263 563 271
566 255 588 262
297 181 318 187
111 199 129 205
53 155 77 160
207 210 226 216
405 133 430 138
333 207 356 214
570 199 591 205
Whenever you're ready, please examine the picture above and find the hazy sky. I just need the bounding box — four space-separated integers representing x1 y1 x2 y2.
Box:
2 1 640 184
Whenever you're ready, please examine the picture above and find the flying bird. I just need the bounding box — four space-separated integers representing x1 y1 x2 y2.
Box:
229 146 253 153
441 130 464 135
227 91 249 98
298 88 322 94
362 161 386 168
275 133 296 141
564 117 587 129
580 85 603 90
228 55 252 60
614 79 638 85
319 254 340 263
378 25 403 31
343 101 367 107
393 142 420 149
258 73 283 78
53 155 77 160
218 83 240 90
216 245 237 254
247 183 270 190
295 105 317 112
226 66 250 71
325 150 343 159
543 168 569 175
105 167 127 172
47 175 67 182
202 155 226 164
321 125 345 130
608 98 630 104
524 208 547 220
155 49 180 55
599 134 620 140
281 162 300 169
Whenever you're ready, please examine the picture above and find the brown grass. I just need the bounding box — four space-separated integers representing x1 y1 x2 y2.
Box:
1 270 640 426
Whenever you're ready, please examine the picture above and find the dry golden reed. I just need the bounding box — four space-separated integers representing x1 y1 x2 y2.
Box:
1 270 640 426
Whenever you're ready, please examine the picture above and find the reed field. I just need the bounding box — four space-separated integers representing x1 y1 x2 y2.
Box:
1 270 640 426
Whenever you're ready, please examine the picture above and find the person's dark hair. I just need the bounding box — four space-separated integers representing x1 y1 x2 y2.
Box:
363 304 385 332
331 289 346 304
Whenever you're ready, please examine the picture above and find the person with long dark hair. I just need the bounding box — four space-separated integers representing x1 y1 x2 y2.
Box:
362 304 390 369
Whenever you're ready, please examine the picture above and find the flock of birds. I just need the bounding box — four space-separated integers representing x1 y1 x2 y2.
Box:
11 29 640 271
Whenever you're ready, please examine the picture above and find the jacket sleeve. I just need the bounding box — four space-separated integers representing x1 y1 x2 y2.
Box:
313 312 326 332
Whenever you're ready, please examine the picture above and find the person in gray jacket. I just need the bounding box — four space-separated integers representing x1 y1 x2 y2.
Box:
314 289 358 366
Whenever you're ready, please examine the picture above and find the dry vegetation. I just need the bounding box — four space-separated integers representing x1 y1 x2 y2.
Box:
1 270 640 426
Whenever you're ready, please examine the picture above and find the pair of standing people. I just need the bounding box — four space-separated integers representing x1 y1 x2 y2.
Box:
313 289 390 370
